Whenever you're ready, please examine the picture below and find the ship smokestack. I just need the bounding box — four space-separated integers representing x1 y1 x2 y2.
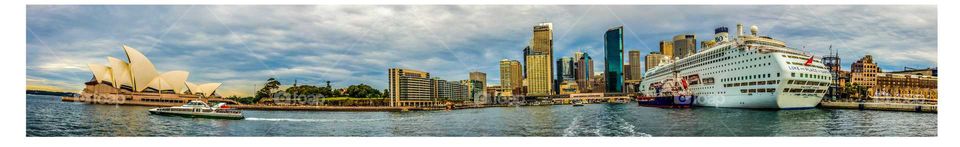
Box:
736 23 743 37
714 26 729 42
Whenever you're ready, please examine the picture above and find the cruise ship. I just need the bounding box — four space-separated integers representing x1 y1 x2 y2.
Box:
640 24 831 109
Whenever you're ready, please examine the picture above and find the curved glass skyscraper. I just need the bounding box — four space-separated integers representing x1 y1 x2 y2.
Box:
604 26 624 93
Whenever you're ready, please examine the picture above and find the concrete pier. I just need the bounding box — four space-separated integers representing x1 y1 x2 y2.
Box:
819 101 937 113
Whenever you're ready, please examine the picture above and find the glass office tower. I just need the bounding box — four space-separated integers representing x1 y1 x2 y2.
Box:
604 26 624 93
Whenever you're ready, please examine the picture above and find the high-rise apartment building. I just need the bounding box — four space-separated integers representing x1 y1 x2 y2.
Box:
388 68 433 107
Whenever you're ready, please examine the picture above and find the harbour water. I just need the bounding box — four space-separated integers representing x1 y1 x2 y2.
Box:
26 94 937 137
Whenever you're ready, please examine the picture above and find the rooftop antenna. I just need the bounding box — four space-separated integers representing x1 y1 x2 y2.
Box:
828 45 833 56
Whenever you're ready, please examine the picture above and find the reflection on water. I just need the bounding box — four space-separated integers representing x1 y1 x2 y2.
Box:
27 94 936 137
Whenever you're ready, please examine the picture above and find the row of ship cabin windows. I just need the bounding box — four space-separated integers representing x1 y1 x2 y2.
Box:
688 49 768 76
741 88 776 93
739 87 826 94
790 72 831 80
724 80 781 88
783 88 826 94
721 73 778 83
787 80 830 87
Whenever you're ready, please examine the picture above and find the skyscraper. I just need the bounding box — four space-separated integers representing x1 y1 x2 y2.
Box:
672 34 697 59
659 40 674 60
522 46 530 78
574 51 593 93
700 40 717 50
461 79 484 104
525 22 554 96
628 50 642 81
469 71 487 96
556 56 575 94
559 57 575 81
604 26 624 93
499 59 522 96
645 52 667 72
624 63 632 81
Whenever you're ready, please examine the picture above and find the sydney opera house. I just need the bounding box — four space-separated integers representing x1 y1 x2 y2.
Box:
77 45 230 105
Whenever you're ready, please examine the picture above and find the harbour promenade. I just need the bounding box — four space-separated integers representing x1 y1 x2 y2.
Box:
819 101 937 113
61 96 471 112
233 105 445 111
63 95 937 113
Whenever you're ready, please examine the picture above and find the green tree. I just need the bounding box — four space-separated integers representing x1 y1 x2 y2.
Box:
255 78 282 102
344 84 382 98
383 89 389 98
842 82 854 100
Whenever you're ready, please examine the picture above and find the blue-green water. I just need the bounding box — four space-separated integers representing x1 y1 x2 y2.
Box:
26 94 936 136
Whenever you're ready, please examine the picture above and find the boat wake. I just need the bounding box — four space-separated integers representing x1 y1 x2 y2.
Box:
561 114 652 137
245 115 428 123
562 116 582 137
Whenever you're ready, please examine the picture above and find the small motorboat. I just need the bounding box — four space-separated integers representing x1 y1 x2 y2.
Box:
149 100 244 120
572 100 585 107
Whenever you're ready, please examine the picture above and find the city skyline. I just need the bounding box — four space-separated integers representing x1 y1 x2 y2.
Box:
26 5 937 97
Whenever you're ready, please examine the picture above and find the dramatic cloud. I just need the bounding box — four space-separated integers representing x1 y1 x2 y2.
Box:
26 5 937 96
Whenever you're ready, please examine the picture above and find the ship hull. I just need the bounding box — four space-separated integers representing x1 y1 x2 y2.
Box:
693 93 821 109
638 96 695 108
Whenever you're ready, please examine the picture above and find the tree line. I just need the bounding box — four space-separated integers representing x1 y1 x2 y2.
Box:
228 78 388 104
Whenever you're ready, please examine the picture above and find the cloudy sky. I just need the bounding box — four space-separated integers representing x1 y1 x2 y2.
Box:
26 5 937 96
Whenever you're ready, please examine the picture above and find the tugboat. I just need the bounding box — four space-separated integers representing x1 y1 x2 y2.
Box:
148 100 244 120
637 69 696 108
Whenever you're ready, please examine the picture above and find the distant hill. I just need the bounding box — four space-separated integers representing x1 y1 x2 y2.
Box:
26 90 77 97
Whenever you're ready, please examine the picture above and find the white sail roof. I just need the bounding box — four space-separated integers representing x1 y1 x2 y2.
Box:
86 64 113 83
122 45 160 92
159 71 189 93
185 81 201 94
84 45 223 96
107 57 133 88
146 77 173 91
198 83 222 97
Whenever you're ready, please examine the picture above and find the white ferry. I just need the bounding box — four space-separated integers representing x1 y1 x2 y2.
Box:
640 24 831 109
148 100 244 119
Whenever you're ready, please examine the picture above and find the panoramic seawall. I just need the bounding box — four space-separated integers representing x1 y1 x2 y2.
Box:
819 101 937 113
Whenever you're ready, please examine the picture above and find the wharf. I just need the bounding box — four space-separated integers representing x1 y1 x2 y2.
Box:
819 101 937 113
